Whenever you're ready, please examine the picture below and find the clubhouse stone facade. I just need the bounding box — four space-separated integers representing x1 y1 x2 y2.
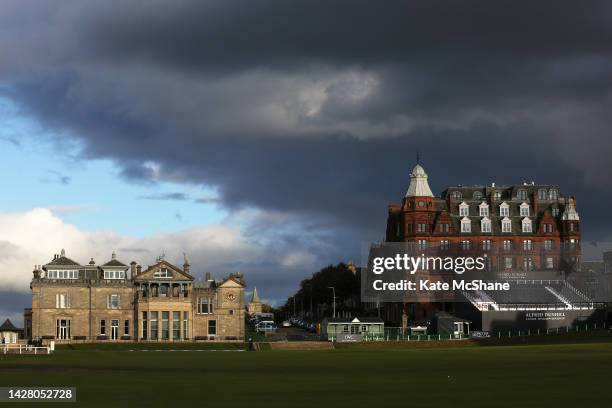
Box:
24 250 246 342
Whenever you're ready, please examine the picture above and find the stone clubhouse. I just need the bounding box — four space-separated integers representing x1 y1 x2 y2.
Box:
23 250 246 343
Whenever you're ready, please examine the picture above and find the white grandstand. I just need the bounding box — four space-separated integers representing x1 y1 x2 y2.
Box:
463 280 595 312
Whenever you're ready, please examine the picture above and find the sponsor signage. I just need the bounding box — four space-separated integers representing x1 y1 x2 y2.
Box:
336 333 363 342
524 312 566 321
470 331 491 338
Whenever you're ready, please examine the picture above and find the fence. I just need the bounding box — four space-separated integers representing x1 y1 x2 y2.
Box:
2 344 52 355
345 322 609 342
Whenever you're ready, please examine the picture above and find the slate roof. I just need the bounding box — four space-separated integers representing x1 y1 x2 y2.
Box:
101 259 128 268
441 184 561 202
0 319 19 331
194 280 217 289
45 256 80 266
431 186 569 237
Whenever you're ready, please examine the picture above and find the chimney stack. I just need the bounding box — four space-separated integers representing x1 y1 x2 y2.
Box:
205 272 212 281
136 265 142 275
130 261 137 276
183 253 190 274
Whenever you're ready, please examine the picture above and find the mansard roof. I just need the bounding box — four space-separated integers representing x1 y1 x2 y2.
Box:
442 183 562 201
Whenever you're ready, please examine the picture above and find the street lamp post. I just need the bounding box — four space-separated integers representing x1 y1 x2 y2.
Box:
327 286 336 318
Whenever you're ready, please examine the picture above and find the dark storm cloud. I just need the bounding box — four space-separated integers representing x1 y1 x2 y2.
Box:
80 1 612 70
1 0 612 301
0 291 30 326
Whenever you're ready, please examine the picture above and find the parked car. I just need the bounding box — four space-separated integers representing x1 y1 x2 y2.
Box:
282 320 291 327
255 321 277 333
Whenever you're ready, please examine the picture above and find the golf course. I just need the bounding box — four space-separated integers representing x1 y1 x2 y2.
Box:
1 332 611 407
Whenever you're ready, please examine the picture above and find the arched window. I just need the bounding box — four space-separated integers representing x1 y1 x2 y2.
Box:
473 191 482 200
479 202 489 217
499 202 509 217
461 217 471 233
481 217 491 233
501 217 512 233
493 191 502 201
517 189 527 201
522 217 532 233
520 202 530 217
459 202 469 217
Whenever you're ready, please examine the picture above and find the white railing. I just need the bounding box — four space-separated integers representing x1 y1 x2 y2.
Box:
2 344 52 355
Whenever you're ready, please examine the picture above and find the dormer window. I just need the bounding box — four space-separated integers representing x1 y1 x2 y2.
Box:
481 216 491 233
549 189 558 200
452 191 462 200
517 189 527 201
538 189 547 200
499 202 509 217
522 217 532 233
520 202 530 217
459 202 469 217
47 270 78 279
461 217 471 233
473 191 482 200
479 202 489 217
501 217 512 233
104 270 126 279
154 268 171 278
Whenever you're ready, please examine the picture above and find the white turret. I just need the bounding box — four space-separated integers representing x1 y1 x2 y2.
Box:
405 164 434 197
562 197 580 221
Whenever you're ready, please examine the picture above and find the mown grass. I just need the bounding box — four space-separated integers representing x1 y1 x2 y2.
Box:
1 336 611 407
56 342 246 351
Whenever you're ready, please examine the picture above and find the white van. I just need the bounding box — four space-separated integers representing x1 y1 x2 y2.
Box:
255 321 277 333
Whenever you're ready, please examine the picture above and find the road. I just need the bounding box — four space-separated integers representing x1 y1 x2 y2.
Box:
277 326 320 341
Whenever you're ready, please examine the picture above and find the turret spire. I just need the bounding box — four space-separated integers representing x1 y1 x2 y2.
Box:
405 163 434 197
251 287 261 303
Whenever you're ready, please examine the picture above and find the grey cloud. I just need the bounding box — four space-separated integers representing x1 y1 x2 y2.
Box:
138 192 188 201
194 196 221 204
1 0 612 308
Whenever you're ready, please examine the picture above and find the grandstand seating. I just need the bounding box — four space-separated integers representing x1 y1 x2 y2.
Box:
484 282 559 304
464 280 592 309
548 282 591 303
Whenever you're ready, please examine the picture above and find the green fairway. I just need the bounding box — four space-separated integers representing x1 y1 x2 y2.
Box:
1 340 611 407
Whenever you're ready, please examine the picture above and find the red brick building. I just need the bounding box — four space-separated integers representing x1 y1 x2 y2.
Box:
384 163 581 325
